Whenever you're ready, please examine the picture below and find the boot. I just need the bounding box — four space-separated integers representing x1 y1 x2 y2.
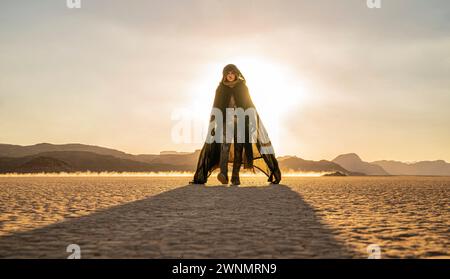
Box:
231 142 243 186
218 143 230 184
230 163 241 186
217 172 228 185
230 176 240 186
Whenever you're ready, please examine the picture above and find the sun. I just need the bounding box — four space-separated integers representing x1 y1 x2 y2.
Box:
231 57 305 117
187 56 307 147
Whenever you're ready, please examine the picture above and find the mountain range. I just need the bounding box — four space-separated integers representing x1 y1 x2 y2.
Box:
332 153 389 175
0 143 449 176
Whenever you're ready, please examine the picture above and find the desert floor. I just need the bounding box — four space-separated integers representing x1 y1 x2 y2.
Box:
0 176 448 258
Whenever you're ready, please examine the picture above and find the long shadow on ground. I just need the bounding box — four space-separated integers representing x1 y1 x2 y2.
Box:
0 184 356 258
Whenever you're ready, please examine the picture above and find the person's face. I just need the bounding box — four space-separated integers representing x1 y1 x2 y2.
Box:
226 71 236 82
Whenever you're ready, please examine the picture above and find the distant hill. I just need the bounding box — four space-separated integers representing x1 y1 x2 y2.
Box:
1 143 448 175
0 143 198 169
332 153 389 175
0 151 191 174
0 143 136 160
0 144 360 175
13 156 74 173
134 150 200 168
278 156 363 175
372 160 450 176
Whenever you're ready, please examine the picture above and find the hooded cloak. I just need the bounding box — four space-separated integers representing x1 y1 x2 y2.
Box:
191 64 282 184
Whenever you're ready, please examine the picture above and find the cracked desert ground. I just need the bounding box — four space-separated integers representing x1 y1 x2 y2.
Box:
0 176 448 258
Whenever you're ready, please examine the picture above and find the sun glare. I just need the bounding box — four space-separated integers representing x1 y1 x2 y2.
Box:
186 57 307 147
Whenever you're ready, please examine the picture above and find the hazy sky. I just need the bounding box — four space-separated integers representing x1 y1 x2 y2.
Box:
1 0 449 162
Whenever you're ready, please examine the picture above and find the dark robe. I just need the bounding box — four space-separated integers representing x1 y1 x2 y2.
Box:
191 80 282 184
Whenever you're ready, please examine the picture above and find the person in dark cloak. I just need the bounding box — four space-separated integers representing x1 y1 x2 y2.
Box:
190 64 281 185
